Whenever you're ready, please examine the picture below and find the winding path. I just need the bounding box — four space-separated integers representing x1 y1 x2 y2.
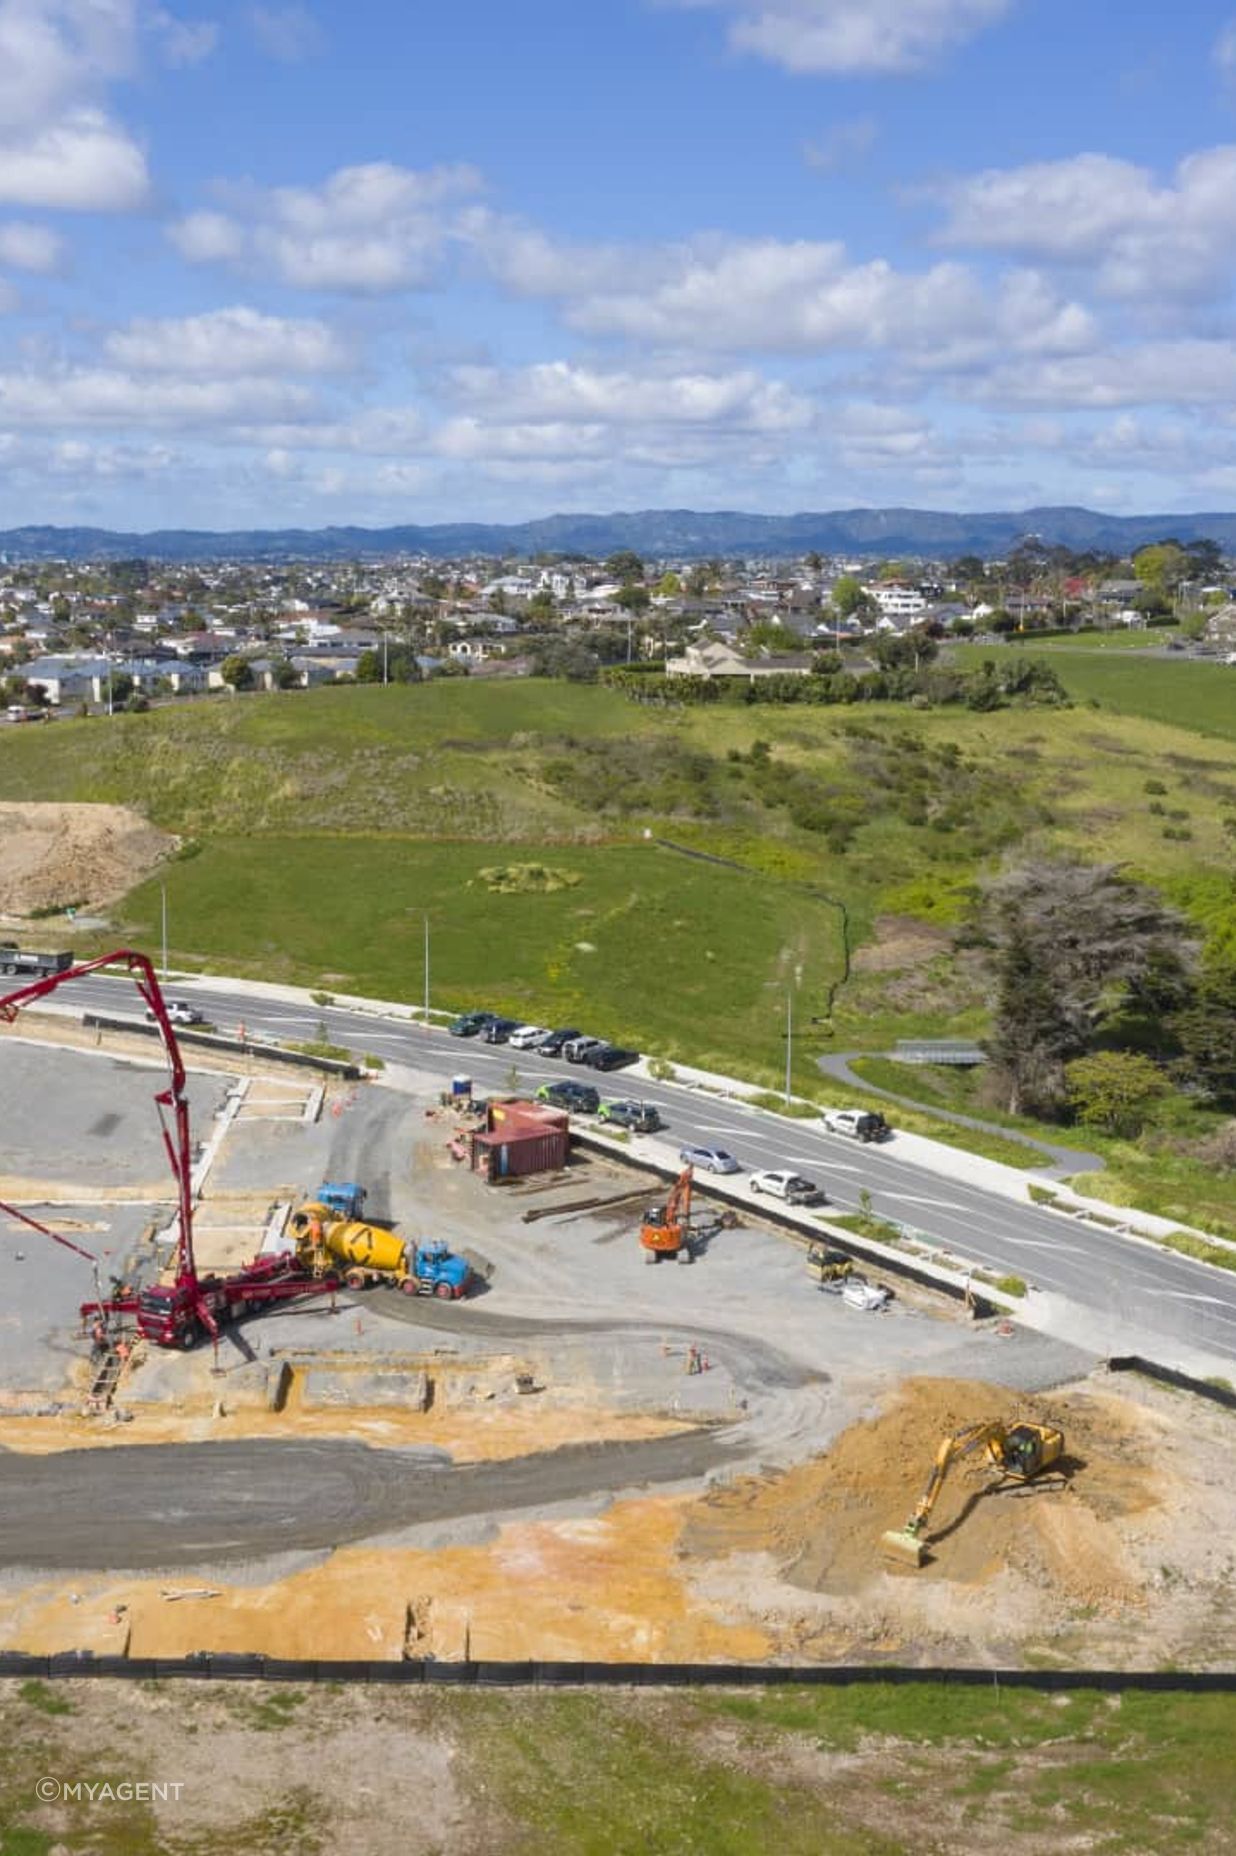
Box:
814 1051 1103 1177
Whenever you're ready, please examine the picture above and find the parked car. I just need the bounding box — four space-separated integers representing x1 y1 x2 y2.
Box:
507 1023 550 1050
749 1170 824 1205
820 1107 891 1143
536 1079 601 1114
679 1144 741 1175
582 1043 640 1072
598 1099 663 1133
448 1010 499 1038
535 1027 583 1057
148 1001 204 1026
563 1035 606 1064
482 1016 521 1044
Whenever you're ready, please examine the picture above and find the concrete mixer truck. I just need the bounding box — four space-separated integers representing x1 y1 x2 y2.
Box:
290 1199 472 1299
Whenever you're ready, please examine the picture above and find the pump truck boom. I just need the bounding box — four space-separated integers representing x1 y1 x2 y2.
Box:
1 949 339 1350
883 1418 1065 1567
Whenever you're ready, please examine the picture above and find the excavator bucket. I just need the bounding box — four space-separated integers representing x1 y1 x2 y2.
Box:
881 1526 927 1567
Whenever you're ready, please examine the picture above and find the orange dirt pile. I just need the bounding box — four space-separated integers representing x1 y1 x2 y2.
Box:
0 802 175 916
3 1497 770 1664
683 1377 1162 1613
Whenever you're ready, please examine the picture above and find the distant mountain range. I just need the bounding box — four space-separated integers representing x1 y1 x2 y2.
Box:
2 505 1235 563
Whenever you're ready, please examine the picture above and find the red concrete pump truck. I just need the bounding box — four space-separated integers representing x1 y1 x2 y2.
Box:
0 948 338 1350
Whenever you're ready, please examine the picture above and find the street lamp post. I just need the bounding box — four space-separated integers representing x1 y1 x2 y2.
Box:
160 884 168 979
408 909 430 1024
784 987 792 1107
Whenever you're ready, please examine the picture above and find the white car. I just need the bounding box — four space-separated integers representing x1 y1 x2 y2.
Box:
841 1278 892 1311
148 1000 205 1026
749 1170 824 1205
508 1023 551 1049
820 1107 890 1143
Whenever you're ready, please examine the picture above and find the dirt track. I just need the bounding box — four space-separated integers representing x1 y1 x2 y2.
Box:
0 1430 739 1571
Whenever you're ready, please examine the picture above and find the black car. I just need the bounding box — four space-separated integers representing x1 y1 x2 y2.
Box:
482 1016 521 1044
448 1010 499 1038
536 1080 600 1113
535 1027 582 1057
583 1043 640 1072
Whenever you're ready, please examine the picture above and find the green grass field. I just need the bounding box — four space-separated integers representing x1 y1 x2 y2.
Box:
1 1679 1232 1855
950 645 1236 743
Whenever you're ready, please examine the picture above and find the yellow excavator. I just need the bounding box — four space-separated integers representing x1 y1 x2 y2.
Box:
882 1418 1065 1567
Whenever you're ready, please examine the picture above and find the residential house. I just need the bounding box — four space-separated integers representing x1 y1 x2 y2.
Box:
666 640 813 680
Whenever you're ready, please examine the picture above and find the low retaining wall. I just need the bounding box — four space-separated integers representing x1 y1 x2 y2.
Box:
82 1013 361 1079
1 1650 1232 1691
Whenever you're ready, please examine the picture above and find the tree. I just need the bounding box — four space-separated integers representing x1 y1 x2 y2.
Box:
357 645 421 684
220 655 254 691
616 584 650 614
978 860 1195 1117
1173 962 1236 1107
271 656 301 690
830 574 868 620
1133 542 1189 606
804 551 823 573
740 617 790 657
1065 1051 1169 1137
872 630 938 672
655 571 681 598
605 549 645 584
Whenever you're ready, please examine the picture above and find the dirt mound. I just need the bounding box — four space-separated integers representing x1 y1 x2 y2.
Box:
684 1378 1162 1613
0 803 175 915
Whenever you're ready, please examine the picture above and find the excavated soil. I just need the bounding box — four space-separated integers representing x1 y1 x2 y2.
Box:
684 1377 1165 1612
0 802 174 916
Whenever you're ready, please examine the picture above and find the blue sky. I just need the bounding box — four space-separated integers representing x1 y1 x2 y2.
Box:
4 0 1236 529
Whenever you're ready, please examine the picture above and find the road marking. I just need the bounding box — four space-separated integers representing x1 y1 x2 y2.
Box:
876 1192 976 1213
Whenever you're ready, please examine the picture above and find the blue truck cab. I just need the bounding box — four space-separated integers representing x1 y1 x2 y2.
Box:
316 1182 367 1220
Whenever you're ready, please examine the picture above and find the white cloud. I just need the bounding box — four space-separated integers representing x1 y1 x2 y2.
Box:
935 145 1236 297
104 306 352 375
448 360 813 431
147 6 218 65
0 108 149 209
979 339 1236 409
802 115 877 172
247 3 323 60
0 366 315 428
0 3 149 209
0 220 64 271
663 0 1010 74
524 233 1095 367
1214 18 1236 81
168 209 245 263
170 160 483 291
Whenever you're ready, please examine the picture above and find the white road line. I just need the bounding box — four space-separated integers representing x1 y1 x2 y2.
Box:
877 1192 978 1212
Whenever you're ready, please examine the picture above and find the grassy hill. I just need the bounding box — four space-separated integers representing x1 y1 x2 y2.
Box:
1 676 1233 1093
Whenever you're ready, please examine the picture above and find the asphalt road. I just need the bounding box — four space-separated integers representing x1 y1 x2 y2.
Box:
49 972 1236 1363
0 1428 742 1570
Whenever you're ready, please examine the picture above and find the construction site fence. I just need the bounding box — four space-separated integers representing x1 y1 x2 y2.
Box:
82 1014 362 1079
2 1652 1234 1692
1107 1355 1236 1411
570 1131 1004 1320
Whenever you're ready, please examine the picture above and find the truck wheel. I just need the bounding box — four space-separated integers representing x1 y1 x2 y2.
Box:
398 1276 419 1296
750 1180 761 1194
179 1321 199 1351
344 1268 366 1291
434 1280 455 1300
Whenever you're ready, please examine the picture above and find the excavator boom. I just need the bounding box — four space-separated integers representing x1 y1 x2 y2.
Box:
882 1418 1064 1567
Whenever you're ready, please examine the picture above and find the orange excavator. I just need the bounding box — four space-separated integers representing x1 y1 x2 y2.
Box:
640 1165 694 1265
882 1418 1065 1567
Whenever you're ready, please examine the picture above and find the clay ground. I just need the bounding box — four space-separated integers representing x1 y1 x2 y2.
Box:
0 1024 1233 1673
0 800 175 916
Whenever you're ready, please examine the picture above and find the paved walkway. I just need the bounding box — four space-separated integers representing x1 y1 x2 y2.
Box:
815 1051 1103 1177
